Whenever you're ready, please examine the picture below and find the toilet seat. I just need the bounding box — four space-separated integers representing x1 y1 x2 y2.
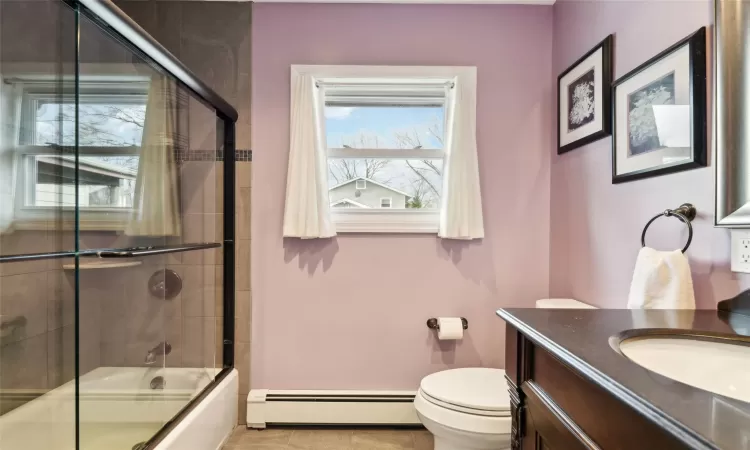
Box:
414 368 512 436
419 368 510 417
420 390 510 417
414 391 511 436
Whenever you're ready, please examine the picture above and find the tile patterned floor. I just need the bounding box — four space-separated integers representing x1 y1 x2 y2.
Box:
223 427 433 450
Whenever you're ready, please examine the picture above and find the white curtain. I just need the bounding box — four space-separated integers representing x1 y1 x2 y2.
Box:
282 70 335 239
439 71 484 240
126 76 182 236
0 83 22 234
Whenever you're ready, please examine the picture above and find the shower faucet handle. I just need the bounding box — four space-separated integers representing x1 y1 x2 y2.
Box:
145 341 172 364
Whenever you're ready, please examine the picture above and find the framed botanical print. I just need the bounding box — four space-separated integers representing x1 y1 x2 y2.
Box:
557 35 614 154
612 27 707 184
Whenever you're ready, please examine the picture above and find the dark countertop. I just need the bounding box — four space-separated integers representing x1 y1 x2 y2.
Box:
496 308 750 450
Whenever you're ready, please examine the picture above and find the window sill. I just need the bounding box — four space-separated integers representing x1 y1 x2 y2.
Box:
332 210 439 234
9 209 131 232
11 219 128 232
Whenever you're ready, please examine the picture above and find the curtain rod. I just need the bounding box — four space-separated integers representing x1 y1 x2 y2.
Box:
315 80 455 89
3 77 151 84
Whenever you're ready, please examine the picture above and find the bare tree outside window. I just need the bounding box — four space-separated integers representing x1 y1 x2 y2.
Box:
328 133 393 185
36 102 145 149
392 122 443 208
32 98 145 208
327 119 444 209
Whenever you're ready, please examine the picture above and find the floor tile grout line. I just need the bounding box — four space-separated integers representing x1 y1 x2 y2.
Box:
224 428 427 450
286 429 294 445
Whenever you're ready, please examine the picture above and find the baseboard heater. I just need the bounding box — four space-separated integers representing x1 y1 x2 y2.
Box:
246 390 421 428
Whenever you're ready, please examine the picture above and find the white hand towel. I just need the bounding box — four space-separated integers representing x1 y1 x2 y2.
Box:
627 247 696 310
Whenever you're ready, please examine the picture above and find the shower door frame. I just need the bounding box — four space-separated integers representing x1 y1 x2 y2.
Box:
0 0 239 448
73 1 239 448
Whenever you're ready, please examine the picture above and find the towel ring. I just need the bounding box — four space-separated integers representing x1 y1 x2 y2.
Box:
641 203 696 253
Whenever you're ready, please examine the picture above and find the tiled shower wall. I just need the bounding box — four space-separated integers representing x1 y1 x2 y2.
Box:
76 158 225 373
114 0 253 424
0 0 89 414
0 233 99 414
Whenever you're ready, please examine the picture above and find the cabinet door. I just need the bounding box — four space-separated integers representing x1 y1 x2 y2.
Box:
522 382 599 450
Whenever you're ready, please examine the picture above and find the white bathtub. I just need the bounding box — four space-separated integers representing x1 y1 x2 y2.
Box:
0 367 238 450
80 366 214 394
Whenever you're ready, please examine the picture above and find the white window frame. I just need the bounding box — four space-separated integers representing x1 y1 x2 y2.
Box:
294 65 474 233
10 76 149 231
14 147 140 231
380 197 392 208
355 179 367 190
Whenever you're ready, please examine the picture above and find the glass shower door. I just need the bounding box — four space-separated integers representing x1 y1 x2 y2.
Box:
0 0 78 448
68 12 167 449
75 7 223 450
1 0 234 447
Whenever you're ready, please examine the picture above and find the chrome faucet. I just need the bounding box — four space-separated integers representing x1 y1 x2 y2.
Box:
145 341 172 365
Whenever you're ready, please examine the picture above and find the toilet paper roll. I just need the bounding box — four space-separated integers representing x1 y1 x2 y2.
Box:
437 317 464 340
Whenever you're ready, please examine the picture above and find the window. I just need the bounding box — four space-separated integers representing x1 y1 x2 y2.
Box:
13 77 149 228
284 65 482 238
321 75 450 232
26 155 136 208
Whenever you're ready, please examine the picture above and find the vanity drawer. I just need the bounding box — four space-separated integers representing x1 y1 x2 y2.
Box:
531 347 685 449
505 325 689 450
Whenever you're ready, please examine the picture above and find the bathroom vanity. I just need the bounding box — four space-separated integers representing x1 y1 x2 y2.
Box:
497 308 750 450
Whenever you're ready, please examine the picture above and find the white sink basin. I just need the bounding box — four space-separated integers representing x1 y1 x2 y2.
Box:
618 336 750 403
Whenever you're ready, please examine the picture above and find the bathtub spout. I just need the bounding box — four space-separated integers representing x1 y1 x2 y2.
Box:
145 342 172 365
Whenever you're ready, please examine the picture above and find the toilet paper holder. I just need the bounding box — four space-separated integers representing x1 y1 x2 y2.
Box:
426 317 468 331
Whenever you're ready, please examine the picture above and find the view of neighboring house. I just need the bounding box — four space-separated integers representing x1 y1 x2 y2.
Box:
35 155 137 208
329 177 411 209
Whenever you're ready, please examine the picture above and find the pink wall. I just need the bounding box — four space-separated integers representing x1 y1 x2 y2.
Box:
251 3 553 389
549 0 750 309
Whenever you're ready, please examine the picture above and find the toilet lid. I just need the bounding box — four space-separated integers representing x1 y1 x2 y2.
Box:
420 368 510 414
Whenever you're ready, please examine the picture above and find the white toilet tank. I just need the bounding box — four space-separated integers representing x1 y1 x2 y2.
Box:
535 298 597 309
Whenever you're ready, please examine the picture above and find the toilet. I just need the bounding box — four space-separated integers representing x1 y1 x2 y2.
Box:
414 299 597 450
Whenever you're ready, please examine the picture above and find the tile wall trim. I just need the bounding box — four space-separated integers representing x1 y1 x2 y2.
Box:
176 149 252 162
236 150 253 162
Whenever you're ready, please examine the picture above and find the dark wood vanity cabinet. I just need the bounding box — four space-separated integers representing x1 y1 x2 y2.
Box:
521 382 591 450
504 325 689 450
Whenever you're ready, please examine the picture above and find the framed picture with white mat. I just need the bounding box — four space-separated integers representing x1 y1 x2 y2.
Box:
612 27 707 184
557 35 614 154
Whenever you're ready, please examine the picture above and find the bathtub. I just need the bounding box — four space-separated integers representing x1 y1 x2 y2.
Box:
0 367 238 450
80 366 215 394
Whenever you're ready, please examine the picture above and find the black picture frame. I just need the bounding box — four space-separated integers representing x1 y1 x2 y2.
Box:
611 27 707 184
557 35 614 155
